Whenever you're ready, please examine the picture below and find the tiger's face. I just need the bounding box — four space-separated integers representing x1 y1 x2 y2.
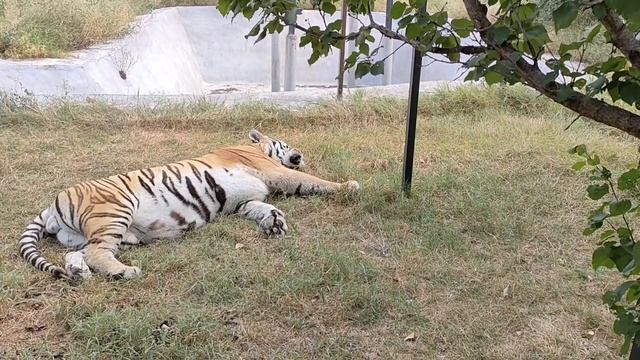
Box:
249 129 305 169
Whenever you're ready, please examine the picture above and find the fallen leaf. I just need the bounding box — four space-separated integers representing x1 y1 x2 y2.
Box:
25 324 46 332
502 283 513 299
235 243 245 250
404 332 416 342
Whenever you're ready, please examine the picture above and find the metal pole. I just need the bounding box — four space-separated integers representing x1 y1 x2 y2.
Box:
284 9 298 92
284 25 296 91
337 0 348 99
402 6 425 195
271 33 280 92
383 0 393 85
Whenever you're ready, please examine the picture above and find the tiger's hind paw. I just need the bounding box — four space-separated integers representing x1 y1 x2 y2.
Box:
64 251 92 280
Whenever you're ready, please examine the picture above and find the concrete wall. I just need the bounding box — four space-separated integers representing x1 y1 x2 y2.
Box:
0 6 468 96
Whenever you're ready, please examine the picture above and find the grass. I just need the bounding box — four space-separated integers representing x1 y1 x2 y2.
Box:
0 84 638 358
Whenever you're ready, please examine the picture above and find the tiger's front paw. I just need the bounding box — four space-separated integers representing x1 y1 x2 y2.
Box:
260 209 288 237
342 180 360 192
110 266 143 280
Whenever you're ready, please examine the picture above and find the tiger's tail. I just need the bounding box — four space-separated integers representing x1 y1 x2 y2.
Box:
18 208 68 279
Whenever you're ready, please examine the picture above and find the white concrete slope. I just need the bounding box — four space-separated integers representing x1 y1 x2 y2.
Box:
0 6 468 96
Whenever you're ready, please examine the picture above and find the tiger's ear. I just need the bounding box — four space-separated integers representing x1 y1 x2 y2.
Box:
249 129 263 143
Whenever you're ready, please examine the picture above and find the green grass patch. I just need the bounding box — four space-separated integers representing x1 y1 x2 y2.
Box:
0 84 636 358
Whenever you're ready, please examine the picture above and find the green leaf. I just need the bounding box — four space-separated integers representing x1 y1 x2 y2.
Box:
585 24 602 43
572 161 586 171
592 3 607 20
254 28 268 44
345 51 359 68
405 23 422 40
619 82 640 105
542 71 558 85
321 1 336 14
242 7 256 19
552 1 579 32
557 86 574 101
447 51 461 63
524 24 550 43
593 246 616 269
587 183 609 200
600 229 617 240
618 169 640 190
355 62 370 79
486 26 511 45
308 50 321 65
587 154 600 166
600 56 628 73
327 20 342 32
587 76 607 96
370 61 384 76
573 78 587 89
451 18 474 38
390 2 407 19
569 144 587 155
590 210 608 224
245 23 261 39
610 200 632 216
217 0 232 15
558 41 583 55
484 71 504 85
359 42 370 55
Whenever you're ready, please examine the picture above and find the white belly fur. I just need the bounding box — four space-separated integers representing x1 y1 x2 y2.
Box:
131 167 269 240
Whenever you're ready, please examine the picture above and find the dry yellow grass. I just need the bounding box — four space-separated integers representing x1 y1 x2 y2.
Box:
0 0 218 58
0 85 636 358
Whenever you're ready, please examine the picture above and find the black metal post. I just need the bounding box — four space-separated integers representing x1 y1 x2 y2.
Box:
402 27 423 195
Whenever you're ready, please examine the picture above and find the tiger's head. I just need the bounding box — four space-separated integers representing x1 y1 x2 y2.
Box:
249 129 305 169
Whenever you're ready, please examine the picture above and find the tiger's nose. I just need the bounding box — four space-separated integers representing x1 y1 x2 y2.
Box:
290 154 301 165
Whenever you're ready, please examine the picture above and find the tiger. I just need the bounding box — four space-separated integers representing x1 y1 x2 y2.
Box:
18 129 360 280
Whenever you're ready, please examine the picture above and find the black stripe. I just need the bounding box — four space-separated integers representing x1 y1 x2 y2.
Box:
167 165 182 183
87 212 130 221
30 222 44 229
79 204 95 230
185 177 211 222
138 176 155 196
192 159 212 169
21 247 37 258
233 200 251 214
54 196 74 230
118 175 140 206
188 162 203 182
29 255 39 266
141 168 156 186
20 233 38 240
66 190 76 225
204 171 227 213
162 170 206 221
294 184 302 196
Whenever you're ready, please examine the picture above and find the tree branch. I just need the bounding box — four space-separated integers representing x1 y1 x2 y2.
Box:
598 6 640 69
462 0 640 139
431 45 487 54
